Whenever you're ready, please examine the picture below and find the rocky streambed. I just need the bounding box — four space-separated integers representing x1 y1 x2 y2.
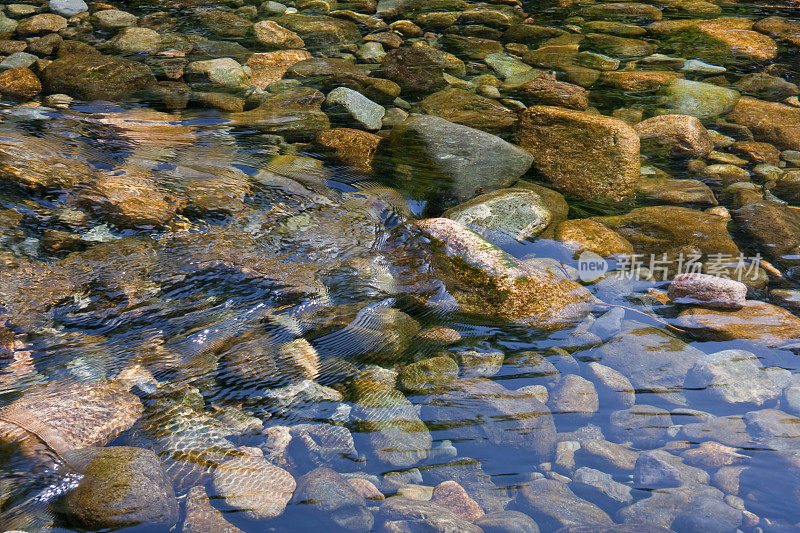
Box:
0 0 799 531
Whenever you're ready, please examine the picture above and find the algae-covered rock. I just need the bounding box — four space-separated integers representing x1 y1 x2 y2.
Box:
592 206 740 271
417 217 593 329
65 446 178 530
416 87 518 134
352 389 432 467
398 355 459 393
555 219 634 258
517 105 640 202
658 19 777 66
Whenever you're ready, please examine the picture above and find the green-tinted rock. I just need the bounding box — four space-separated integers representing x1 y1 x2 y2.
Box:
398 356 459 393
65 447 178 530
353 389 432 467
659 79 740 118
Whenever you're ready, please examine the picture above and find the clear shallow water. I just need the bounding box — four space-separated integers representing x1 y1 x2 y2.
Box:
0 0 799 532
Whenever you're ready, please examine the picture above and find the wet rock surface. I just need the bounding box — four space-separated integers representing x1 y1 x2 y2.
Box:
0 0 797 530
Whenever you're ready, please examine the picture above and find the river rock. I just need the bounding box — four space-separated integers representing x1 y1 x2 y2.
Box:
185 57 250 92
313 128 382 173
50 0 87 16
431 480 484 522
672 494 743 532
211 455 295 520
744 408 800 451
634 114 713 158
425 457 511 513
571 467 634 509
416 87 518 134
422 378 557 461
378 46 447 94
508 78 589 111
379 497 482 532
352 388 431 467
659 79 740 118
0 67 40 100
40 53 155 100
0 381 143 459
65 446 178 529
475 510 541 533
183 486 244 533
592 206 741 272
91 9 136 29
658 18 777 65
685 349 781 407
517 105 639 202
326 86 384 131
668 273 747 309
417 218 593 329
585 362 635 410
273 14 361 47
547 374 599 422
575 439 640 472
442 188 553 244
675 300 800 348
384 115 534 205
608 405 673 448
292 467 372 531
229 87 330 140
591 321 704 405
728 96 800 151
516 478 613 531
253 20 305 49
398 355 458 393
555 219 634 258
15 13 66 36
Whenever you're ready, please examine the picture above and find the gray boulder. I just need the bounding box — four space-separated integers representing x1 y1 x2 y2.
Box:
382 115 534 206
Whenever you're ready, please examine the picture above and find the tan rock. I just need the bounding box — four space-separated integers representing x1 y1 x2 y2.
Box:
555 219 634 258
431 481 484 523
80 166 185 229
517 105 640 201
247 50 311 90
754 16 800 47
347 478 384 501
507 78 589 110
600 70 682 91
184 486 245 533
417 217 593 329
728 96 800 151
680 441 747 468
676 300 800 347
0 66 40 100
634 114 713 158
313 128 381 173
253 20 305 49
